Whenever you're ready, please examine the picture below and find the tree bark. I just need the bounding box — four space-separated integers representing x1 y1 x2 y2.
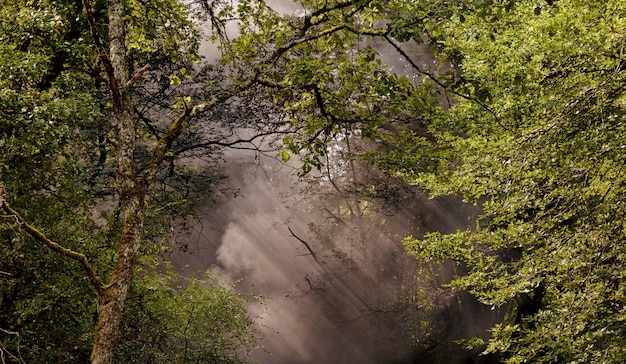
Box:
90 192 145 364
90 0 144 363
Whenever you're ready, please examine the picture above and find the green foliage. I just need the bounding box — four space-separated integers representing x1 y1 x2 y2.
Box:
0 1 104 358
400 0 626 362
0 0 249 361
0 233 97 362
12 0 625 361
125 0 200 63
115 264 264 363
211 0 436 174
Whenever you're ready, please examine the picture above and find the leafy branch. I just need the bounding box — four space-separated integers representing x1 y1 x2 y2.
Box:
0 183 104 296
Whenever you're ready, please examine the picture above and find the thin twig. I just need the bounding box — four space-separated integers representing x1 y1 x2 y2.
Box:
0 327 25 364
288 226 323 267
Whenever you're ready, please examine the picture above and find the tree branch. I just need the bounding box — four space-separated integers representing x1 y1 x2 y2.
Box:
288 226 322 267
173 128 294 156
377 33 504 125
270 24 347 63
124 63 151 90
0 327 25 364
140 72 261 185
141 102 194 186
134 106 163 139
82 0 119 97
0 193 104 296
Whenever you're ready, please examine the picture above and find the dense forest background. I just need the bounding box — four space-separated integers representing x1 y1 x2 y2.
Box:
1 0 625 363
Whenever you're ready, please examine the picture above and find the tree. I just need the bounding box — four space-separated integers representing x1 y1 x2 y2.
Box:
396 0 626 362
1 0 446 361
0 0 270 362
8 0 583 361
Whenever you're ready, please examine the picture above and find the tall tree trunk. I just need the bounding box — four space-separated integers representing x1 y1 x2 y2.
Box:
90 192 145 364
90 0 144 362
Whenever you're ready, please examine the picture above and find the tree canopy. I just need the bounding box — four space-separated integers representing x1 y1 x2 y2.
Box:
399 0 626 362
0 0 265 362
2 0 626 362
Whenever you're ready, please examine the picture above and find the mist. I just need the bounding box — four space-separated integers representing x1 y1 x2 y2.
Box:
167 145 500 363
166 2 501 362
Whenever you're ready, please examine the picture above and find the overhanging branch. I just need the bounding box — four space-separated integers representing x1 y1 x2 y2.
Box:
0 190 104 296
173 128 294 155
124 64 151 90
140 75 260 186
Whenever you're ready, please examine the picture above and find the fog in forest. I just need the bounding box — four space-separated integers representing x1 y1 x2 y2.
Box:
167 146 500 363
166 2 500 362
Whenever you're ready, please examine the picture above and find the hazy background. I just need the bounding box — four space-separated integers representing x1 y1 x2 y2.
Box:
167 147 499 363
167 2 499 362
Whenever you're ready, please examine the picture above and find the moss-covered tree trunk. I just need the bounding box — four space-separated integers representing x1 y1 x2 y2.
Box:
90 0 145 362
90 194 145 364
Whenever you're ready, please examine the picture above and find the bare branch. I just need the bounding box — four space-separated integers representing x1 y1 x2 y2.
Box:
288 226 323 267
0 327 25 364
378 33 505 125
141 67 265 185
124 64 151 90
323 207 348 225
134 106 162 138
173 128 293 155
271 24 347 63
